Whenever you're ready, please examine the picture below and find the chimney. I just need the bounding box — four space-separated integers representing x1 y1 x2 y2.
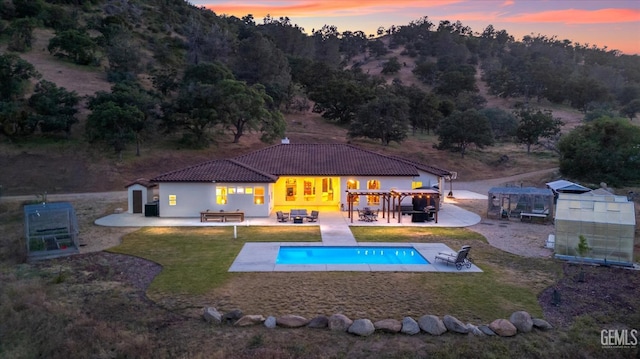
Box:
281 137 290 144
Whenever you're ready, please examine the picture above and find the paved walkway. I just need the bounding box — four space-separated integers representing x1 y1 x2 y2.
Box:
318 211 357 244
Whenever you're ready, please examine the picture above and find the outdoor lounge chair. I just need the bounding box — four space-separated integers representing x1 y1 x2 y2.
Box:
276 211 288 222
435 246 472 270
438 245 471 259
306 210 319 222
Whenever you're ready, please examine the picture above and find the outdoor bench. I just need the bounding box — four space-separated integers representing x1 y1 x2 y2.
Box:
200 211 244 222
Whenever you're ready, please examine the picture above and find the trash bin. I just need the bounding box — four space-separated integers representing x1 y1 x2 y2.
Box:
145 201 159 217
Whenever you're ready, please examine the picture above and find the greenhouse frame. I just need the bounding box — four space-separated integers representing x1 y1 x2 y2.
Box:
24 202 80 260
554 193 636 266
487 187 554 222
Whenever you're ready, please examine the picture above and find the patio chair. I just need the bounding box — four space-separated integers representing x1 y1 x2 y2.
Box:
306 210 319 222
276 211 288 222
357 208 367 221
435 246 472 270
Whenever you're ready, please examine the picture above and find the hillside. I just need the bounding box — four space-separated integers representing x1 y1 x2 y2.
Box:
0 35 579 196
0 1 636 197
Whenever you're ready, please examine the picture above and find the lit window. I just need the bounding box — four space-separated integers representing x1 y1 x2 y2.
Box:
245 187 253 194
412 181 423 189
322 178 334 201
254 187 265 205
304 179 315 201
237 187 245 194
228 187 236 194
169 195 177 206
285 178 296 201
216 187 227 205
347 179 359 204
367 180 380 205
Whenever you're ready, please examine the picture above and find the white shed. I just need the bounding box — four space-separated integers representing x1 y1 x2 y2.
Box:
554 192 636 266
125 178 157 215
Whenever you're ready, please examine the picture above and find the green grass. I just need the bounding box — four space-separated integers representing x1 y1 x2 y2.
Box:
110 226 557 322
352 226 550 319
350 226 486 242
108 226 321 295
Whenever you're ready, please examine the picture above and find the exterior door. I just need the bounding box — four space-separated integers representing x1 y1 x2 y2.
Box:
133 190 143 213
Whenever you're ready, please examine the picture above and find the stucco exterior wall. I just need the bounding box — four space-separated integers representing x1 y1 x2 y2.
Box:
155 172 443 217
158 182 273 217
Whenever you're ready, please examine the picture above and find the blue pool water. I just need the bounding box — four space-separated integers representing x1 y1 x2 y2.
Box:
276 246 429 265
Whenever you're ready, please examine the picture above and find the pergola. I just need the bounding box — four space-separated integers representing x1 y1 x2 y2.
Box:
345 189 440 223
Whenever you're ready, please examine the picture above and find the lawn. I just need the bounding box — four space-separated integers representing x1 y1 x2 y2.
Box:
109 226 560 323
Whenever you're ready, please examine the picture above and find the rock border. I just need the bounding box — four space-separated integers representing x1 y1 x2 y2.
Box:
203 308 553 337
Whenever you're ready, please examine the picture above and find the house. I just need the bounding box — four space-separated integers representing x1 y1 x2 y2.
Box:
145 143 452 218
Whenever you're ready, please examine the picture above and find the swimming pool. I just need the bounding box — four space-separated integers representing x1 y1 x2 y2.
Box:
275 246 430 265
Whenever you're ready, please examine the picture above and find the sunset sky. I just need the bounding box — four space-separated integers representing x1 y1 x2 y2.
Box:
190 0 640 55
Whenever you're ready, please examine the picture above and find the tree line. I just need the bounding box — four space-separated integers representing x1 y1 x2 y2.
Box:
0 0 638 184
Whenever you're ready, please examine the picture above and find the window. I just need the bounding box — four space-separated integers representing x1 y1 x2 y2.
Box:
347 179 359 204
254 187 265 205
367 179 380 205
304 179 315 201
285 178 297 201
168 195 177 206
412 181 423 189
321 177 334 201
216 187 227 204
245 187 253 195
228 187 236 194
237 187 245 194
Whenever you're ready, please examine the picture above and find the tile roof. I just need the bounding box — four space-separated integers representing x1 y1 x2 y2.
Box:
233 144 450 176
124 178 157 188
387 155 452 177
152 159 278 183
151 144 451 182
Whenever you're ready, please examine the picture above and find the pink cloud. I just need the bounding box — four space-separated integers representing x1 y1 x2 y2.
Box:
504 8 640 24
205 0 462 18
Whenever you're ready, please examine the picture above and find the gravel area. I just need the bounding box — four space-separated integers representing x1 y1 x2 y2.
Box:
469 219 555 258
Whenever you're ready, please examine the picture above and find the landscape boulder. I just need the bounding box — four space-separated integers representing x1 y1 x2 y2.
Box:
264 316 276 329
276 314 309 328
307 315 329 329
532 318 554 330
478 325 496 336
222 309 243 324
443 315 469 334
509 311 533 333
418 315 447 336
489 319 517 337
328 314 353 332
400 317 420 335
466 323 485 336
234 315 265 327
374 319 402 333
348 319 375 336
203 307 222 324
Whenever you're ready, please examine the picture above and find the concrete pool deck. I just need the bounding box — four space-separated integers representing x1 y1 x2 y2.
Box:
229 242 482 272
95 192 484 272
